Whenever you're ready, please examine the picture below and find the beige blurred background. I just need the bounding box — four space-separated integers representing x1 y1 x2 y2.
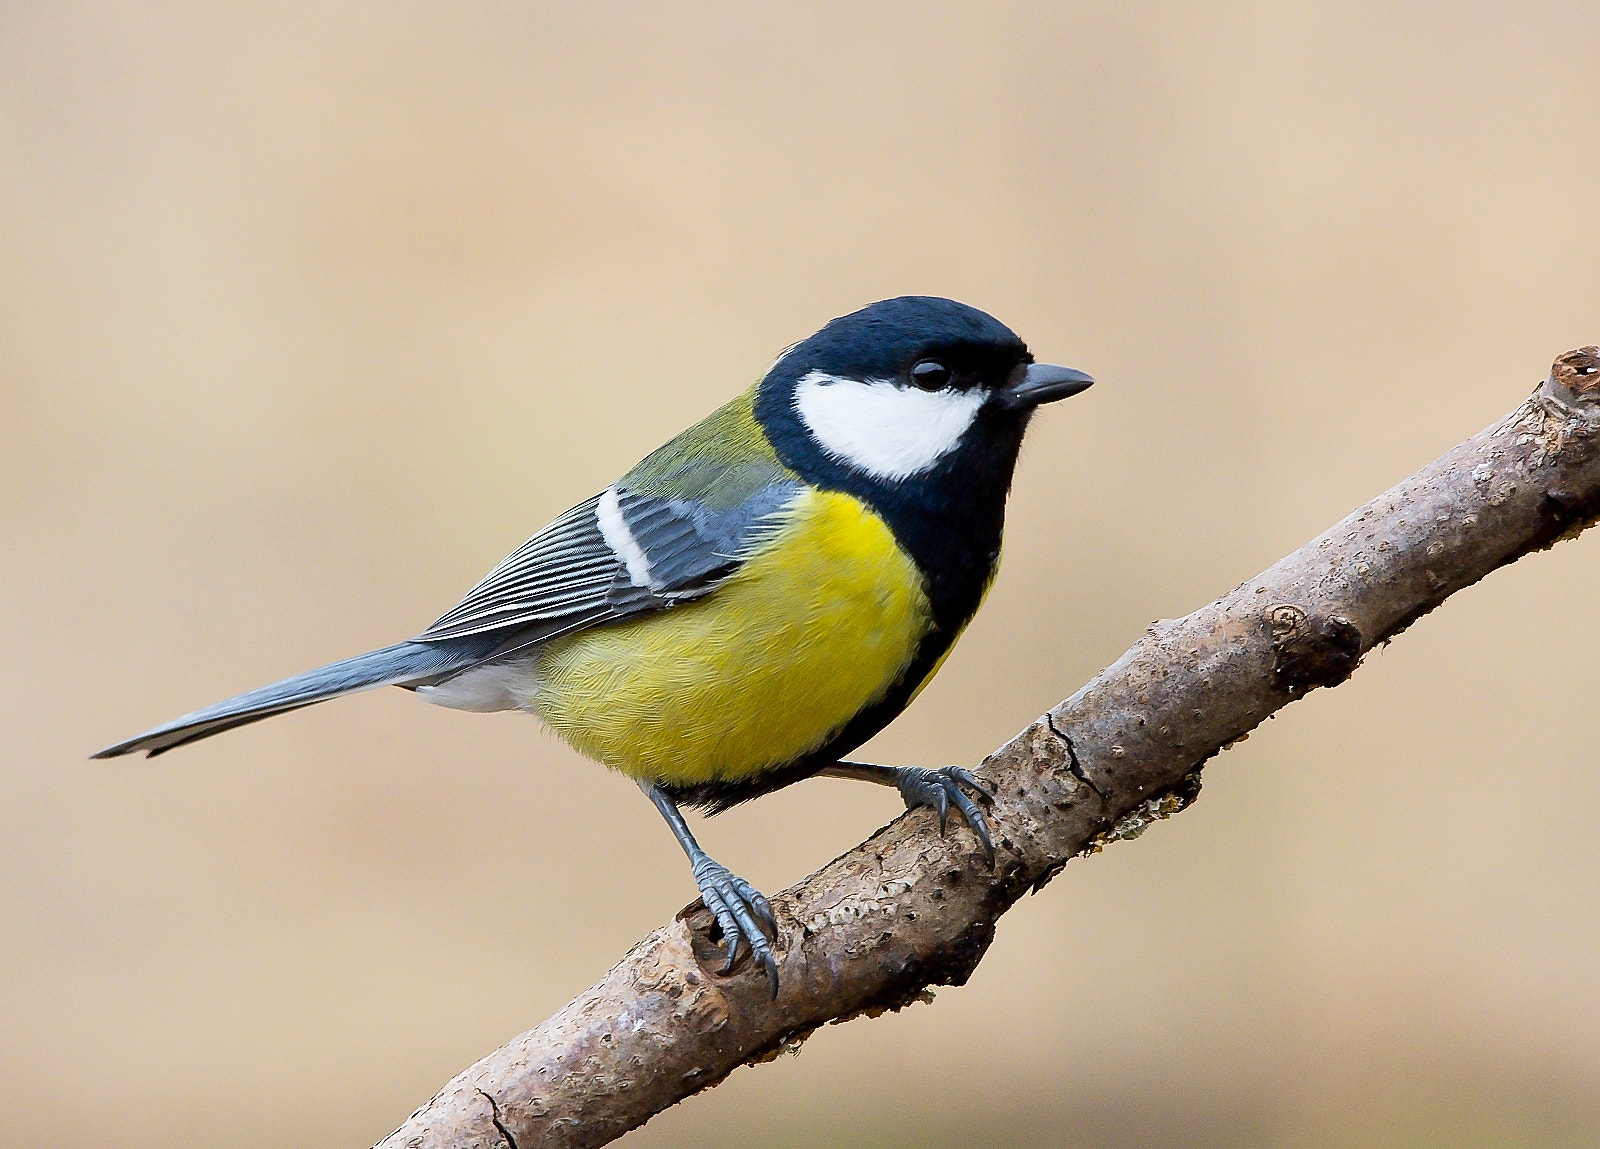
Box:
3 3 1599 1146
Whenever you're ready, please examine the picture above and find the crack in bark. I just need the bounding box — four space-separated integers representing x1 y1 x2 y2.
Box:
1045 711 1106 799
477 1089 518 1149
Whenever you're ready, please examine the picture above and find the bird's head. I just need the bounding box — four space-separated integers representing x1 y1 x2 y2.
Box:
754 296 1092 490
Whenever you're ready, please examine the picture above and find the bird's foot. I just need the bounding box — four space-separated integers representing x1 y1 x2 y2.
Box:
894 766 996 865
690 854 779 998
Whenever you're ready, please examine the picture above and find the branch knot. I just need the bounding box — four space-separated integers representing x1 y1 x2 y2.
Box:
1269 608 1363 694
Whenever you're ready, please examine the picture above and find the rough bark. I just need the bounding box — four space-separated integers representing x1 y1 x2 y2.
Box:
378 348 1600 1149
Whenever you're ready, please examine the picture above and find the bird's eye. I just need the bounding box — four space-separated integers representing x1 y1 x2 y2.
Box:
910 360 951 390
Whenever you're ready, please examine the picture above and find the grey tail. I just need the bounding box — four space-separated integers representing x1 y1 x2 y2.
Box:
92 640 483 759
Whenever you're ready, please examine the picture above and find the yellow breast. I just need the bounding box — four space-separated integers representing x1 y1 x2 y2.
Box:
532 488 931 788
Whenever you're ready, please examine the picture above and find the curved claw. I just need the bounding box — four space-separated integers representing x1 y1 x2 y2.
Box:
896 766 997 867
747 887 778 935
690 856 780 998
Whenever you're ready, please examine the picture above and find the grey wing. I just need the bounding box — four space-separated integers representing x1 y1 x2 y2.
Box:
416 478 801 650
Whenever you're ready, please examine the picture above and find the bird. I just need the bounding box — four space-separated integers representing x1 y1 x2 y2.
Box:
94 296 1093 996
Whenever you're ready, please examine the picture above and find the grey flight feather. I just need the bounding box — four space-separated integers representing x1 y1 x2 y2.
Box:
419 477 801 643
92 638 501 758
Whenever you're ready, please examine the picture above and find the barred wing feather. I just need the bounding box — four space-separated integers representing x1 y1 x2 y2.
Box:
417 475 801 646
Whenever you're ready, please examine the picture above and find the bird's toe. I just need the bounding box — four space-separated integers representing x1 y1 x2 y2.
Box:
896 766 997 866
690 856 780 997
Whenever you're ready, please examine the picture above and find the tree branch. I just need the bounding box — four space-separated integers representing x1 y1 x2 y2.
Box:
378 348 1600 1149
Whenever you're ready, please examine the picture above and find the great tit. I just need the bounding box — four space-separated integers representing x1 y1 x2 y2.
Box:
95 296 1093 996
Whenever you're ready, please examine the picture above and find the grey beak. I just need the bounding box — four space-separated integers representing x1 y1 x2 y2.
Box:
1003 362 1095 409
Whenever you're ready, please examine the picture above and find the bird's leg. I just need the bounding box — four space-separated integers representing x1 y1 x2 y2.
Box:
640 781 779 998
818 762 996 865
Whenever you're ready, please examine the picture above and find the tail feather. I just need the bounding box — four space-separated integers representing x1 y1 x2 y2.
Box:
93 641 482 758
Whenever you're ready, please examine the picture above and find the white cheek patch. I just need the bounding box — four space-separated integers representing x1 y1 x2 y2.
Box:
793 370 986 480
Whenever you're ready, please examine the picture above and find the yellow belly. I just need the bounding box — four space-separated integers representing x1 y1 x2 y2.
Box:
532 488 931 788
